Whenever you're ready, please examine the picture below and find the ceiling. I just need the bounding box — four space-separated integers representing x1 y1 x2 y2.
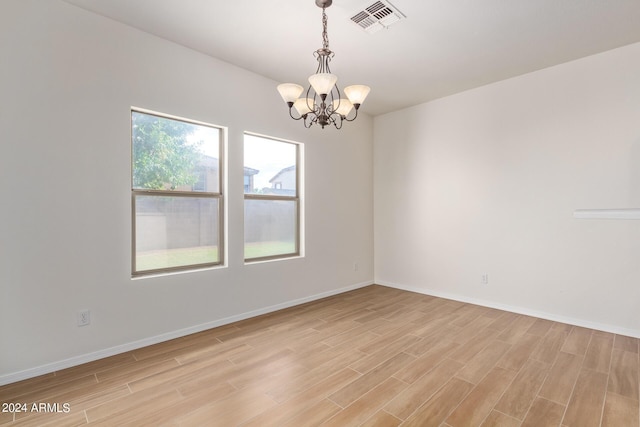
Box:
63 0 640 116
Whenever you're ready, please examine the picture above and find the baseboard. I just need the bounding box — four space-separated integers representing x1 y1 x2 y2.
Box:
0 280 373 386
377 280 640 339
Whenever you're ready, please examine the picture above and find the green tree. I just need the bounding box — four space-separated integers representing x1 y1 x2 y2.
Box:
132 112 203 190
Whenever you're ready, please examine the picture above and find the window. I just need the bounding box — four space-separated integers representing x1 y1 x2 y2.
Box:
131 109 224 276
244 133 301 261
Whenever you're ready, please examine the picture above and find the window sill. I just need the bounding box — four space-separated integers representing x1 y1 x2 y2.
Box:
131 263 227 281
244 254 304 266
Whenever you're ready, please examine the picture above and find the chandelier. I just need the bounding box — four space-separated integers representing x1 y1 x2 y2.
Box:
277 0 370 129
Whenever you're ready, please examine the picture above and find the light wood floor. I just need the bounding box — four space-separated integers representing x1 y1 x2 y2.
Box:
1 285 638 426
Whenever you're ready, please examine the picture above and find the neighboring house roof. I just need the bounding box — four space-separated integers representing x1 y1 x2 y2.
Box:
200 155 260 176
199 155 218 169
269 165 295 183
244 166 259 176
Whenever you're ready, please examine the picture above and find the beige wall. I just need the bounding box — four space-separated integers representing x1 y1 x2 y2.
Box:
374 42 640 336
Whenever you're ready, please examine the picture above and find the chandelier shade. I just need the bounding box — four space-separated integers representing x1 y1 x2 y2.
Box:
293 98 314 115
344 85 371 106
308 73 338 97
277 83 304 104
333 99 354 116
277 0 370 129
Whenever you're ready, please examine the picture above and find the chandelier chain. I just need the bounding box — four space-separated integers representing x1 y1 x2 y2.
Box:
321 7 330 50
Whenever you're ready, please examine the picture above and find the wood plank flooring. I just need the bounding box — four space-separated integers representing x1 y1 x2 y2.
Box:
1 285 638 426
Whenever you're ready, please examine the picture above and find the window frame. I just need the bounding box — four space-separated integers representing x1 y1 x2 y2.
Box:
131 108 225 277
243 132 302 263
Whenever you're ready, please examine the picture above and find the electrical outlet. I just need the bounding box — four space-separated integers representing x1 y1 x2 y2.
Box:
77 309 90 327
481 274 489 285
353 262 359 272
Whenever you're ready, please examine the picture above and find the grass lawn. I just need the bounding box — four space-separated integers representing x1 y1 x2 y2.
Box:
136 241 296 271
244 241 296 260
136 246 219 271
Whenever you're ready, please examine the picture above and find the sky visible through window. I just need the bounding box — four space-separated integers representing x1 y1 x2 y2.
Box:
244 134 297 191
187 126 219 159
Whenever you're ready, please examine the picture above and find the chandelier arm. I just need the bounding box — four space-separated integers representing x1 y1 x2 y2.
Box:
303 116 313 128
305 85 316 114
342 107 359 122
326 87 333 114
288 107 307 121
332 85 341 114
331 113 343 129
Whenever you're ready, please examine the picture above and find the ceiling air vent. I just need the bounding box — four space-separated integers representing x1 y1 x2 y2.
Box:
350 0 405 34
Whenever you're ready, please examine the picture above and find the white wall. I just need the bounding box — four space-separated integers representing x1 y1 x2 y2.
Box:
0 0 374 383
375 42 640 336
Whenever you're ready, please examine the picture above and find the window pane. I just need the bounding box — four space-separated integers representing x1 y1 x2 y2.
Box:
244 199 297 259
135 195 220 272
244 134 296 195
132 111 220 193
